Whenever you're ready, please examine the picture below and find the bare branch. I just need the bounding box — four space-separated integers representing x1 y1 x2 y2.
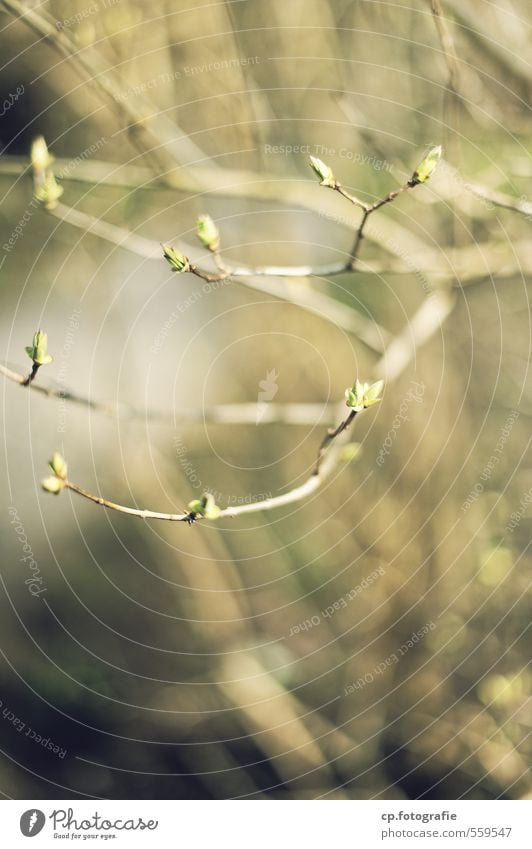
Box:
47 203 390 352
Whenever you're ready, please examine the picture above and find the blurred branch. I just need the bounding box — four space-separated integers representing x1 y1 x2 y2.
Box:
427 0 460 92
373 290 456 383
0 0 212 179
465 183 532 217
0 360 341 426
445 0 532 96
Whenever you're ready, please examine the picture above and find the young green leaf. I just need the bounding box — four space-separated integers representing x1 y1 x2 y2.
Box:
196 215 220 251
345 379 384 411
41 476 65 495
49 452 68 480
411 145 442 185
188 492 221 519
309 156 337 188
26 330 53 366
162 244 190 273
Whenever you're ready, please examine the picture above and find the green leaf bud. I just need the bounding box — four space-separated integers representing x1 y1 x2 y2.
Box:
196 215 220 251
41 475 65 495
309 155 337 188
411 145 442 185
345 379 384 411
48 451 68 480
162 244 190 273
25 330 53 366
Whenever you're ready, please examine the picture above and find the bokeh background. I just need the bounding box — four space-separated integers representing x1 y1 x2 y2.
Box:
0 0 530 799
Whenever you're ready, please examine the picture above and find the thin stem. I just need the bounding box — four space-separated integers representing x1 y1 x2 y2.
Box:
21 362 40 387
349 208 371 269
212 248 230 275
348 182 416 268
189 263 231 284
65 481 191 522
59 403 359 524
314 409 356 475
46 202 390 352
334 185 370 212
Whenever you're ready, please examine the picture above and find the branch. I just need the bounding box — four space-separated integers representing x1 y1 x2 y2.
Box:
373 290 456 383
428 0 461 92
42 382 384 524
308 148 442 268
0 0 212 178
465 182 532 217
0 361 341 426
61 443 342 524
44 201 390 352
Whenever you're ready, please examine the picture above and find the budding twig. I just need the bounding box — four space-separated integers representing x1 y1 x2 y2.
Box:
45 201 387 352
41 382 383 525
309 147 442 268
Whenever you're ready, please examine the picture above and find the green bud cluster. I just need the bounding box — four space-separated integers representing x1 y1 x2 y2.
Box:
162 244 190 273
25 330 53 366
345 379 384 412
188 492 221 519
42 452 68 495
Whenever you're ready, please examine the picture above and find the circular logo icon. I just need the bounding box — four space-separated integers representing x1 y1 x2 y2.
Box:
20 810 46 837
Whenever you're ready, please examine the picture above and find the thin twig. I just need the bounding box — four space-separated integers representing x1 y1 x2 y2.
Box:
43 279 457 526
47 203 390 352
314 410 356 475
64 480 191 523
348 183 415 268
21 362 40 386
60 413 350 524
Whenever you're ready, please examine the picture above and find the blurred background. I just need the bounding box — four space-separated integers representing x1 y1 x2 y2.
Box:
0 0 530 799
